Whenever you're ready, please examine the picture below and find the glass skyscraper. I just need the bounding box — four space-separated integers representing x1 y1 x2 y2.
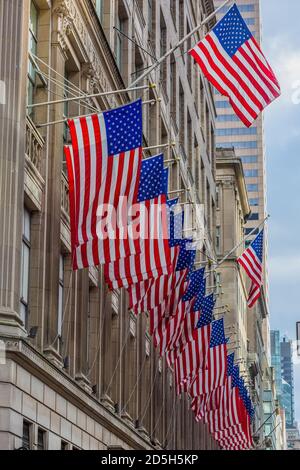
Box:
271 331 295 429
280 337 295 428
213 0 271 357
271 330 282 402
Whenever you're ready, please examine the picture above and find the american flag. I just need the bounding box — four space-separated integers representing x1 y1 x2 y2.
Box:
203 358 253 449
153 298 188 357
189 318 228 397
192 277 207 312
237 229 264 308
150 239 195 337
165 309 200 367
174 320 212 395
65 100 143 270
182 267 205 302
158 267 206 346
127 246 180 314
189 4 280 127
104 155 171 289
165 292 214 367
171 294 215 394
192 353 234 421
127 203 184 313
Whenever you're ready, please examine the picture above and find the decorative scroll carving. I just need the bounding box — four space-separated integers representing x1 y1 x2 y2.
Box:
53 0 117 108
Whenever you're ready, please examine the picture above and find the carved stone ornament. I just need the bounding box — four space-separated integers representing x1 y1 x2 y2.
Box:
53 0 69 18
52 0 118 110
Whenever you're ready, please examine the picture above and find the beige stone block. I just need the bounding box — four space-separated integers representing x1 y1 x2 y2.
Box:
102 429 111 446
22 393 37 421
76 409 87 430
71 424 82 448
60 418 71 441
0 409 22 436
81 431 90 449
0 431 17 450
94 422 103 441
50 411 60 435
16 365 31 394
66 402 77 424
44 385 56 410
11 386 22 413
37 402 50 428
98 441 107 450
89 436 98 450
0 383 11 407
31 376 44 402
48 432 61 450
0 360 16 383
86 416 95 435
56 395 67 417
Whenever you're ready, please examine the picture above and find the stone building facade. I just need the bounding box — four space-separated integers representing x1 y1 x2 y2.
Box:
215 148 280 448
0 0 219 450
215 148 250 374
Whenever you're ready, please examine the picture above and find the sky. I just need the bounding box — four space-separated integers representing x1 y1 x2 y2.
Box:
261 0 300 425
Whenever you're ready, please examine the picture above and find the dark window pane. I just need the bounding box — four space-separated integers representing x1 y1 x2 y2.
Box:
22 421 31 450
37 428 45 450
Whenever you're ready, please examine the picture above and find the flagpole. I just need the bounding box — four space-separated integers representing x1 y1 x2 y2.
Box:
27 84 153 110
214 215 270 269
36 98 158 128
129 0 232 88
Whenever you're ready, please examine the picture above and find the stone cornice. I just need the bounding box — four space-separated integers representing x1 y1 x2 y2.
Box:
2 335 154 450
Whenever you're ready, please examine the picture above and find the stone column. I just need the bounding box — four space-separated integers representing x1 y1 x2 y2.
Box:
0 0 30 337
42 7 67 364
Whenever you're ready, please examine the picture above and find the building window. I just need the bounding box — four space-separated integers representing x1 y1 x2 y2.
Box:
57 254 64 350
216 114 240 122
216 185 220 209
249 198 259 206
160 10 167 96
148 0 156 51
241 156 258 164
216 226 221 254
37 428 46 450
22 421 32 450
170 0 177 28
20 208 31 329
216 100 231 109
217 141 258 150
115 6 128 76
216 127 257 136
245 18 255 26
245 228 259 236
244 169 258 178
170 53 177 123
28 1 38 117
179 81 185 148
61 441 69 450
219 4 255 14
186 20 192 86
247 184 259 192
248 213 259 221
94 0 103 22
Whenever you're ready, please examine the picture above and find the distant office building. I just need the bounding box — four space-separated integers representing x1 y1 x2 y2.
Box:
286 425 300 450
281 337 295 428
271 332 295 429
271 330 282 402
214 0 271 367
